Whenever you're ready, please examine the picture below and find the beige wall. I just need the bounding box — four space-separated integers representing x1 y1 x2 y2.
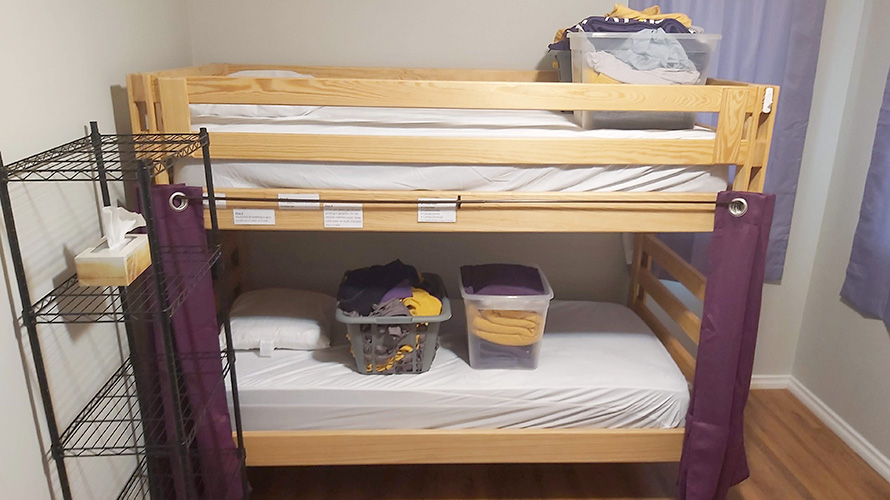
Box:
790 0 890 463
241 231 628 304
0 0 192 497
187 0 611 70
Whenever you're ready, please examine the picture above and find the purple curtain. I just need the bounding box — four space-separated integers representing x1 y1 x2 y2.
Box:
143 184 245 499
679 191 775 499
630 0 825 280
841 65 890 330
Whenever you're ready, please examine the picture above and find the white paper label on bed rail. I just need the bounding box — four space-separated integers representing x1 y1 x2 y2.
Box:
232 209 275 226
418 198 457 223
278 193 320 210
203 192 226 209
324 203 363 228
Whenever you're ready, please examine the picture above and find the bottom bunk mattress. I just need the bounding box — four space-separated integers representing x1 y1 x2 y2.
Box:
227 300 690 430
180 107 728 192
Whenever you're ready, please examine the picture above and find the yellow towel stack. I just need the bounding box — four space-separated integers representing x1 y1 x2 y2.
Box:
467 306 544 346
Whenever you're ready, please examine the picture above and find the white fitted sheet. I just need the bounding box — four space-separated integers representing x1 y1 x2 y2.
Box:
182 106 727 192
227 300 689 431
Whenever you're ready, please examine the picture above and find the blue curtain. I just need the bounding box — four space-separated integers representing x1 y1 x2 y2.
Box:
629 0 826 280
841 65 890 330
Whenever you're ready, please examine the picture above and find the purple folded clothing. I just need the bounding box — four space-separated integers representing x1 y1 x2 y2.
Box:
460 264 545 296
379 280 414 303
337 259 420 315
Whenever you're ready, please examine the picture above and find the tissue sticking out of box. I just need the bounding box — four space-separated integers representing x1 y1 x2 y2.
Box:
102 207 146 251
75 207 151 287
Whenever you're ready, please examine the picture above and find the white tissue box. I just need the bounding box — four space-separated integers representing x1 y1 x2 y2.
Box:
75 234 151 287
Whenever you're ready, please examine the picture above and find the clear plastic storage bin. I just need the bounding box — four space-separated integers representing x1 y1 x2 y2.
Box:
459 267 554 370
569 31 721 129
550 49 573 83
336 273 451 375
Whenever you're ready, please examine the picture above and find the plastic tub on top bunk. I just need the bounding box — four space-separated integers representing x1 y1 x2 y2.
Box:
336 273 451 375
551 49 573 83
460 266 554 370
569 31 721 130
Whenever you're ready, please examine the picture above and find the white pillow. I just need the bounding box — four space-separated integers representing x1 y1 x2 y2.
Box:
221 288 335 355
190 70 320 119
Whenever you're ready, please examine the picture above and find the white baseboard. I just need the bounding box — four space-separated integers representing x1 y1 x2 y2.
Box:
787 377 890 484
750 374 792 389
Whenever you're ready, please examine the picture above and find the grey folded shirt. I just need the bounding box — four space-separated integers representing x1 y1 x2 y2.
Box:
586 51 700 85
610 28 698 72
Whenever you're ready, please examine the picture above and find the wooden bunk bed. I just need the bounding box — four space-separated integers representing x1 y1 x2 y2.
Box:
126 63 778 467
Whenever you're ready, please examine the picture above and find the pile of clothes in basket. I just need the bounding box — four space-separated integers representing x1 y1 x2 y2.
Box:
337 260 447 374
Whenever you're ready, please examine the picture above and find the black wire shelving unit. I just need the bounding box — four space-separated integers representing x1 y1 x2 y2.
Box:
59 352 232 458
2 133 201 182
0 122 247 499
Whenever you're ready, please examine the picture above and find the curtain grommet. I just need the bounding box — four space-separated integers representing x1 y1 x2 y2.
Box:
169 191 189 212
729 197 748 218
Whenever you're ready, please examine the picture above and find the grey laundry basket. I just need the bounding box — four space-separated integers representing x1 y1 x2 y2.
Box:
336 273 451 375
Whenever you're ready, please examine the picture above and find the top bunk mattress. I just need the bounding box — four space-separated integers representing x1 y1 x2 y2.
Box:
227 301 690 431
180 106 728 192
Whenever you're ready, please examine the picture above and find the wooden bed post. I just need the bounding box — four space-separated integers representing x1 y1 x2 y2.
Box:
748 85 779 192
157 77 192 134
125 73 159 135
154 77 192 185
733 85 779 191
713 87 749 166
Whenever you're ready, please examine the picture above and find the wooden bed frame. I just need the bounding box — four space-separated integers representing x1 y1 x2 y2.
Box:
128 64 777 233
127 64 777 466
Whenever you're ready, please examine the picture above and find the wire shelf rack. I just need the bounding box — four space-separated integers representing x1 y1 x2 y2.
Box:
1 123 246 500
1 133 203 183
30 245 220 324
118 448 245 500
58 351 231 458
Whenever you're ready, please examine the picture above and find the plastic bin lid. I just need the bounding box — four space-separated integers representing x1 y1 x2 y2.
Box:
569 31 721 51
567 31 722 41
459 265 554 301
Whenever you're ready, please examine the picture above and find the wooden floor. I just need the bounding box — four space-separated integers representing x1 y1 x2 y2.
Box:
248 390 890 499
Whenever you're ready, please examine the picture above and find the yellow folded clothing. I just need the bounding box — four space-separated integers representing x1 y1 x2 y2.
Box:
471 309 543 346
403 288 442 316
583 68 622 84
480 309 539 328
605 4 693 28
